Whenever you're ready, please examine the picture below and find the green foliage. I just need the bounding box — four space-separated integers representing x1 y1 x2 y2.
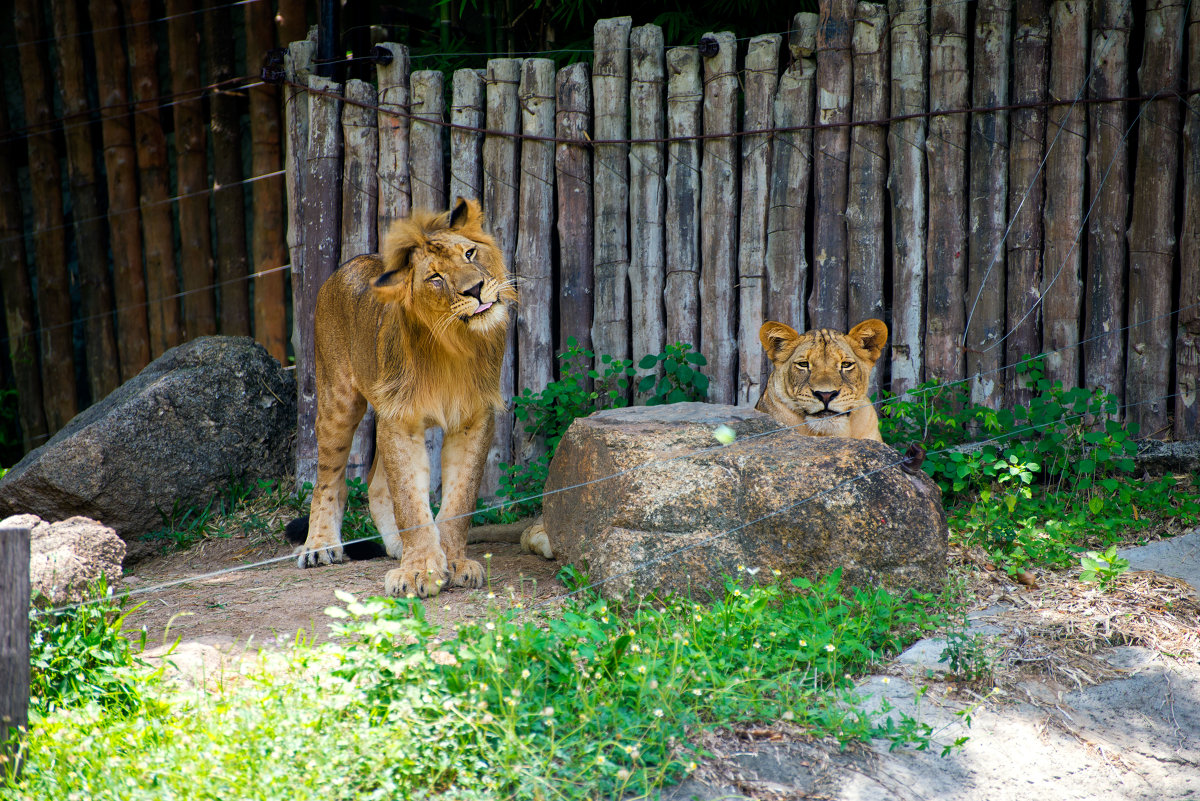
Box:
28 579 149 717
1078 546 1131 589
5 571 960 799
938 630 995 684
880 358 1200 575
499 340 709 515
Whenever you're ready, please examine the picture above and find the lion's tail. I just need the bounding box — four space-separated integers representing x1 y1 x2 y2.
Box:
283 516 387 560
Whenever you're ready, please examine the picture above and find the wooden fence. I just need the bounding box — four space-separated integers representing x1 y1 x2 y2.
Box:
284 4 1200 497
1 0 304 454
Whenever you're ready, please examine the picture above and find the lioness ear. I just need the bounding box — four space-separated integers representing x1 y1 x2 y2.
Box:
759 321 802 363
847 319 889 363
447 196 481 230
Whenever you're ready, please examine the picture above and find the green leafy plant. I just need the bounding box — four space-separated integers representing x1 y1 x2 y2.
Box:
637 342 709 405
938 630 995 683
28 578 149 717
1079 546 1131 589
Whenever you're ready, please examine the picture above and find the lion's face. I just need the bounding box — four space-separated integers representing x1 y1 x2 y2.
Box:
759 319 888 434
372 199 516 340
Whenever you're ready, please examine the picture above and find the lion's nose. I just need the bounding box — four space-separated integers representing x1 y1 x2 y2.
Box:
812 389 839 408
462 281 484 301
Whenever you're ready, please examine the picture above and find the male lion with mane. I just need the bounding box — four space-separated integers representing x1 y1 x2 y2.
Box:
291 197 515 598
756 319 889 441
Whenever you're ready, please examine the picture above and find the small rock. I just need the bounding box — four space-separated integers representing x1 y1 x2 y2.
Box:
3 513 126 606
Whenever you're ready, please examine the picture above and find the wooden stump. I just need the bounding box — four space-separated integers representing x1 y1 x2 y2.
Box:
450 68 486 203
0 525 30 775
410 70 447 212
377 43 412 231
664 46 702 351
556 62 594 357
630 24 666 382
1178 0 1200 439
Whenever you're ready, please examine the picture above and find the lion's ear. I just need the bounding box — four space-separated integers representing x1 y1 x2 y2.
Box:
759 322 802 363
447 197 482 231
847 319 889 363
371 264 411 304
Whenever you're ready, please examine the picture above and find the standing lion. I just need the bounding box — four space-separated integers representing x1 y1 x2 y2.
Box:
291 198 515 598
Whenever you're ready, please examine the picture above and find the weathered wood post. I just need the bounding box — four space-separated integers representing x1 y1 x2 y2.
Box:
1084 0 1131 406
1126 0 1186 439
1041 0 1089 390
1006 0 1049 407
555 61 594 357
699 31 739 404
887 0 926 394
450 68 486 203
0 525 30 776
966 0 1012 407
925 0 969 383
664 46 702 351
592 17 633 368
1178 0 1200 439
737 33 781 406
629 24 666 384
766 13 818 339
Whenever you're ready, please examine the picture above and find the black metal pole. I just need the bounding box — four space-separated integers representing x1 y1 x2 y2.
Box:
317 0 341 80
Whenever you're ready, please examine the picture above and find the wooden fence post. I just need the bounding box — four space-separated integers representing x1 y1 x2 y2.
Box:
0 100 48 453
410 71 447 211
700 31 739 405
556 61 594 358
1006 0 1049 407
887 0 925 394
377 42 412 231
341 78 379 484
0 526 30 776
123 0 182 360
592 17 633 368
14 0 78 433
90 1 151 380
966 0 1012 408
205 0 251 338
925 1 969 384
766 14 818 339
737 33 781 406
245 0 290 364
482 58 521 495
1041 0 1089 390
51 0 120 403
515 58 556 463
1084 0 1131 405
167 0 217 340
295 75 344 492
450 68 486 203
664 46 701 352
629 24 666 382
1177 0 1200 439
1126 0 1186 438
810 0 854 333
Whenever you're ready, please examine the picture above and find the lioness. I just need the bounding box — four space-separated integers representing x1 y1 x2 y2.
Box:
292 197 516 598
755 319 889 441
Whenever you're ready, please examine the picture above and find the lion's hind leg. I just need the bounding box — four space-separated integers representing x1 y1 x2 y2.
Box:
367 455 403 559
437 411 494 589
297 385 367 568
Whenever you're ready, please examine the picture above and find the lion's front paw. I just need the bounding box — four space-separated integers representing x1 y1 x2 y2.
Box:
519 522 555 560
294 536 345 567
449 558 485 588
384 550 449 598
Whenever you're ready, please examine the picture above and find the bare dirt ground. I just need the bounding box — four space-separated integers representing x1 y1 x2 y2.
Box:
121 533 564 651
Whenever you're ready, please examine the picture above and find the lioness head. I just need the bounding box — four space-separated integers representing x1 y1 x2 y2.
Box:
758 319 888 437
373 197 516 340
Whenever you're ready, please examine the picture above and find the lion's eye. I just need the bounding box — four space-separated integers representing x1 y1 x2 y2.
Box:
427 274 444 288
841 361 855 370
464 247 477 261
795 361 809 371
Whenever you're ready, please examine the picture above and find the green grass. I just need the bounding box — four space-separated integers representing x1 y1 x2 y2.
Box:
3 570 959 800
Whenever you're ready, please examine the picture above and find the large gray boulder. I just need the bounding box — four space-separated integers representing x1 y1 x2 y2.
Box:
544 403 947 599
3 513 126 606
0 336 295 540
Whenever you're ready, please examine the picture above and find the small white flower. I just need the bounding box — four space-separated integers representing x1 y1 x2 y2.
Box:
521 669 531 679
653 708 664 717
824 643 836 653
636 665 647 674
799 639 808 647
881 677 891 684
485 622 495 631
541 706 554 716
745 567 760 576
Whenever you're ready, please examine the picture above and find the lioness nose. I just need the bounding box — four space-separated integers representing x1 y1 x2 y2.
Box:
813 389 839 408
462 281 484 300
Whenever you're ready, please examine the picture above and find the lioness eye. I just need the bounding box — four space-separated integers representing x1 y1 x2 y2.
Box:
795 361 809 370
428 274 444 287
841 361 854 369
464 247 477 261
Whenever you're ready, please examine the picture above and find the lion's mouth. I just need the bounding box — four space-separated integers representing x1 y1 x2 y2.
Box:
473 301 494 315
808 409 844 419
